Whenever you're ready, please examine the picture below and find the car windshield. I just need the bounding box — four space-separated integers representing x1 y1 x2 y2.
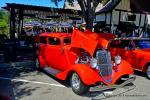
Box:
134 40 150 49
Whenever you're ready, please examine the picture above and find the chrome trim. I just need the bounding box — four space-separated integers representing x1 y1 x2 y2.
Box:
72 73 80 90
91 75 136 91
96 50 112 83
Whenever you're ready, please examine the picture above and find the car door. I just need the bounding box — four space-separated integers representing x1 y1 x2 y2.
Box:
44 37 68 71
130 40 144 70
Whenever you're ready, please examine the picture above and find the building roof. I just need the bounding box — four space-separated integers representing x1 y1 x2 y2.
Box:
96 0 121 14
2 3 82 19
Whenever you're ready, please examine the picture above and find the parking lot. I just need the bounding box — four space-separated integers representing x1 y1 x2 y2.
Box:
0 60 150 100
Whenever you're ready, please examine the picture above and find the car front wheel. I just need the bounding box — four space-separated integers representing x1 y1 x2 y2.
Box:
70 72 89 95
146 65 150 79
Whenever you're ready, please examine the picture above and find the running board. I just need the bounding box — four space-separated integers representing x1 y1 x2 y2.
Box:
43 66 61 76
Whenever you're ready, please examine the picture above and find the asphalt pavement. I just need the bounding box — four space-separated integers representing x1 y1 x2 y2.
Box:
0 60 150 100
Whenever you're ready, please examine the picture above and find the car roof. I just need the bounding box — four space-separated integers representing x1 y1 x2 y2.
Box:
113 37 150 40
39 32 72 38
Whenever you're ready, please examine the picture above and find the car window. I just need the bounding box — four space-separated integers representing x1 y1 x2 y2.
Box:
49 37 60 45
63 37 71 45
40 37 47 44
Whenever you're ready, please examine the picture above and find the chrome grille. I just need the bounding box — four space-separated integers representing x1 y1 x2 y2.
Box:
96 50 112 83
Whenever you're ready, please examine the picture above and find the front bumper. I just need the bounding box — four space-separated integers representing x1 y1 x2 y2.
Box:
91 75 136 91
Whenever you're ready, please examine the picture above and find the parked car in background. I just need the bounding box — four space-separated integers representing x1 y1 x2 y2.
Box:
36 29 135 95
109 38 150 79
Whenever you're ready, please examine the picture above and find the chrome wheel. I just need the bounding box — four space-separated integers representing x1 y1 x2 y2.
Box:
70 72 89 95
146 65 150 79
72 73 80 90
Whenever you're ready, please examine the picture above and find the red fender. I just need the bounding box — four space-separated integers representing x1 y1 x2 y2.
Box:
112 60 134 84
56 64 107 85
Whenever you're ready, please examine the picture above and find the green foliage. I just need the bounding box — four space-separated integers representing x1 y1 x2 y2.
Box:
0 9 9 37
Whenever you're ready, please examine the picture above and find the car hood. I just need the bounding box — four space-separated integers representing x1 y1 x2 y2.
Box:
133 49 150 57
71 29 109 56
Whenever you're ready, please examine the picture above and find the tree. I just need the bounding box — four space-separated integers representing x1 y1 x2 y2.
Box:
51 0 106 30
0 9 9 37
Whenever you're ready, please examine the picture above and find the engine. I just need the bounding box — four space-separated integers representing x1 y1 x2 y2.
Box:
74 49 121 83
75 51 90 64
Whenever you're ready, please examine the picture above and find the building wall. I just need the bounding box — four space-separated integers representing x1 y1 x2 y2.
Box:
96 0 147 34
96 13 111 25
115 0 131 10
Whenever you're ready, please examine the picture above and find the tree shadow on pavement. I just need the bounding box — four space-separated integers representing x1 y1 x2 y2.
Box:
0 59 41 100
0 79 15 100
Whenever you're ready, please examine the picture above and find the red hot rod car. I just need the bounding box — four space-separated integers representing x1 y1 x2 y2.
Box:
109 38 150 79
36 29 135 95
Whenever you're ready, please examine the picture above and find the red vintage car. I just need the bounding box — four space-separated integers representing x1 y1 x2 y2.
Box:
109 38 150 79
36 29 135 95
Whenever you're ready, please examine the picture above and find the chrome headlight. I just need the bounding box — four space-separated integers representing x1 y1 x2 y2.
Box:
114 55 121 65
90 58 98 69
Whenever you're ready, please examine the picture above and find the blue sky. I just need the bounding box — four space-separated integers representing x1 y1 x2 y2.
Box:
0 0 65 8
